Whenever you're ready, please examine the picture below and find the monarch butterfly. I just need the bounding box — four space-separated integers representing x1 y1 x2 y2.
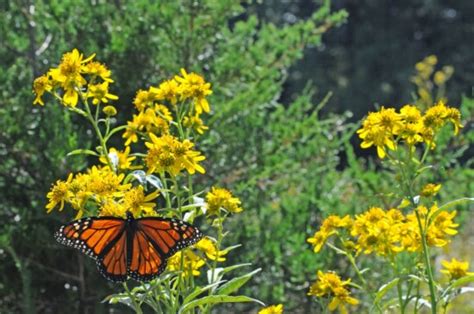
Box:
55 211 202 282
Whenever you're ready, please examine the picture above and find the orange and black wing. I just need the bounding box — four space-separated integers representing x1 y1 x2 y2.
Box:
128 218 202 281
55 216 128 282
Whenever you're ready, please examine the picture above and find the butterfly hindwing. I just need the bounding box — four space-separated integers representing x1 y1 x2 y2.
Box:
127 228 167 282
96 230 128 282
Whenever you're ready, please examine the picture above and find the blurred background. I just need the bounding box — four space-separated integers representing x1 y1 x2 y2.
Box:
1 0 473 313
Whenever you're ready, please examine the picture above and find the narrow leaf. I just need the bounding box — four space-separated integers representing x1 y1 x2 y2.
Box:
449 275 474 289
374 278 399 304
179 295 264 313
67 149 99 157
183 281 225 305
217 269 261 296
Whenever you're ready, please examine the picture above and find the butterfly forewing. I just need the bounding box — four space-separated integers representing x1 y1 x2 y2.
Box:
54 216 125 260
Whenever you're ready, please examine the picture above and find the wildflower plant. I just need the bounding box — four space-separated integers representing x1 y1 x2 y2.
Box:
34 49 263 313
306 66 473 312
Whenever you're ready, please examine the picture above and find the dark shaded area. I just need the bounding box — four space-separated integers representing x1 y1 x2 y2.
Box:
258 0 474 117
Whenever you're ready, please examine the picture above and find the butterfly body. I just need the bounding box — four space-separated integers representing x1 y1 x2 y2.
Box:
55 212 202 282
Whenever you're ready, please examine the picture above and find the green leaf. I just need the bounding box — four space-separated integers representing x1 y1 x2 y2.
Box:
182 281 225 305
217 268 261 296
221 263 253 275
179 295 264 313
374 278 399 305
438 197 474 212
449 275 474 289
67 149 99 157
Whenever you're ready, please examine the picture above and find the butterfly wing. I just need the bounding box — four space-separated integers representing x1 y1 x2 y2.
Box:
55 216 128 282
128 218 203 281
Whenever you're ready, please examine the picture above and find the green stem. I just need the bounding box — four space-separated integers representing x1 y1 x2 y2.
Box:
123 283 143 314
82 98 114 170
390 255 405 314
160 174 172 209
415 210 437 313
389 149 437 313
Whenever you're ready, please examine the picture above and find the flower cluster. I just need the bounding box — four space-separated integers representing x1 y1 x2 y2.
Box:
307 204 458 257
145 134 205 176
411 55 454 107
166 236 229 277
307 215 352 253
123 68 212 146
205 187 243 216
307 271 359 314
357 101 462 158
46 166 158 219
33 49 116 107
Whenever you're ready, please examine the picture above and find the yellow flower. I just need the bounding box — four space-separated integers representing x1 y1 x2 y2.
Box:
46 174 73 212
99 147 137 170
138 108 170 134
308 271 359 314
423 101 448 130
122 108 171 146
33 75 52 105
83 166 131 201
133 89 154 111
87 82 119 105
122 186 159 217
399 105 424 146
167 250 205 277
195 237 228 262
66 173 89 213
402 205 458 251
373 107 402 132
175 69 212 114
183 115 209 134
48 49 95 107
445 107 463 135
423 100 463 137
82 61 113 82
328 287 359 314
154 104 173 121
258 304 283 314
145 134 205 176
99 199 127 217
434 71 446 86
307 215 352 253
205 187 242 216
103 105 117 116
357 107 401 158
154 79 179 105
123 117 141 146
400 105 422 124
441 258 474 280
420 183 442 197
351 207 404 256
399 122 424 146
428 209 458 246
